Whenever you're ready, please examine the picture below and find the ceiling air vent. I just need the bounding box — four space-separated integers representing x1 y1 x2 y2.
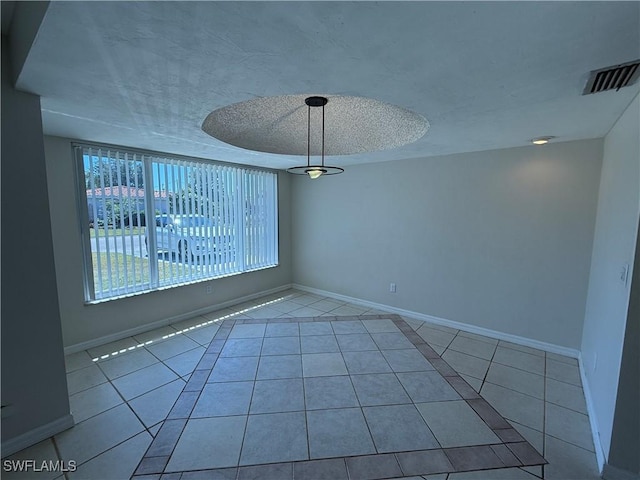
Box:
583 60 640 95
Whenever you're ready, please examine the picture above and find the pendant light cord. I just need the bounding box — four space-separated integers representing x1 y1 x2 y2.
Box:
307 103 311 168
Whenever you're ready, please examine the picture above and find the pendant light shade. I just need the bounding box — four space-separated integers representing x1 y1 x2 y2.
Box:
286 96 344 179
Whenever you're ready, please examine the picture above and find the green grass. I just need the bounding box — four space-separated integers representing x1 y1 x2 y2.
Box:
90 226 145 238
91 252 211 296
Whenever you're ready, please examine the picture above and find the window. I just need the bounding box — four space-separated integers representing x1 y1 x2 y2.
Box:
75 144 278 302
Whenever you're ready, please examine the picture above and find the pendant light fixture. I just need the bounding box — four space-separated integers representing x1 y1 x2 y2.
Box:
286 96 344 179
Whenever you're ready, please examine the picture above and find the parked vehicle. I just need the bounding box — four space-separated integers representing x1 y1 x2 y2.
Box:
148 214 234 262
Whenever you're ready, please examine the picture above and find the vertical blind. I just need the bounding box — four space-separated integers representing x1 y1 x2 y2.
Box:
77 145 278 301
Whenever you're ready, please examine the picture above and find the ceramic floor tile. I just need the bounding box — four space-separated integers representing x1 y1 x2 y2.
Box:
416 400 500 447
448 467 538 479
448 336 497 360
331 320 367 334
546 358 582 386
163 346 205 377
396 371 460 403
370 332 414 350
290 306 327 317
183 325 220 346
330 305 369 316
1 439 61 480
345 454 403 480
361 319 400 333
112 362 179 401
430 343 446 356
261 336 300 355
480 382 544 432
228 324 267 339
56 404 144 465
64 351 95 373
250 378 304 414
351 373 412 406
545 402 594 451
300 335 340 353
456 331 499 346
165 416 247 471
133 326 179 345
68 431 151 479
129 379 186 427
69 382 123 423
307 408 376 458
98 348 160 380
302 352 348 377
459 374 482 392
264 322 300 337
256 354 302 380
441 350 489 380
395 450 453 476
422 322 460 335
485 362 544 399
544 435 600 479
66 364 108 396
239 412 308 465
192 381 254 417
289 294 325 306
401 317 426 330
546 351 579 366
381 349 435 372
363 404 440 452
220 338 263 357
87 338 140 359
210 356 259 382
498 340 545 357
146 335 201 361
299 321 334 336
510 421 544 454
492 346 545 376
310 299 346 312
267 300 307 315
245 306 284 319
415 326 456 348
304 376 360 410
50 313 557 478
343 350 392 374
335 333 378 352
545 377 588 414
293 458 349 480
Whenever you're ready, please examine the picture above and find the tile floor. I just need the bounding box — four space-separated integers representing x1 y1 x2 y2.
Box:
3 290 601 479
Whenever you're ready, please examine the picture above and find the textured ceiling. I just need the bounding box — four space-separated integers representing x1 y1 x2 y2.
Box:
15 1 640 169
201 94 429 155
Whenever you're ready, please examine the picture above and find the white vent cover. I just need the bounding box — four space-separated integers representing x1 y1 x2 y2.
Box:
583 60 640 95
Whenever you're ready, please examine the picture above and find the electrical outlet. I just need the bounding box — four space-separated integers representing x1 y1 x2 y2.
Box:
389 283 396 293
205 284 213 294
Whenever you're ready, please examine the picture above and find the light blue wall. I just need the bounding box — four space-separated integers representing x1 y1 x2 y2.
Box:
581 94 640 464
1 34 72 455
292 139 603 349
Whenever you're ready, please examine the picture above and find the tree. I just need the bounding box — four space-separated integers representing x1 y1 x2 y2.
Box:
85 157 144 189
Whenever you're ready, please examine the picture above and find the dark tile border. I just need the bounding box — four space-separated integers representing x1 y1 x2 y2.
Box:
133 314 546 479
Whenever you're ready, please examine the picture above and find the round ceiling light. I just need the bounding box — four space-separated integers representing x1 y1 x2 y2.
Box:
531 136 555 145
201 94 429 156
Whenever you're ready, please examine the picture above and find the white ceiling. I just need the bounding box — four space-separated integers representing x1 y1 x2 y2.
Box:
15 1 640 170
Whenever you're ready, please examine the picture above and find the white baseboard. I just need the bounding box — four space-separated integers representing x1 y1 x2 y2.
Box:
64 284 293 354
293 283 581 358
1 414 74 458
579 354 607 474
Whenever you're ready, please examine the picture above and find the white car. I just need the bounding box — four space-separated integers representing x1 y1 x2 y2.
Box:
150 214 233 262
